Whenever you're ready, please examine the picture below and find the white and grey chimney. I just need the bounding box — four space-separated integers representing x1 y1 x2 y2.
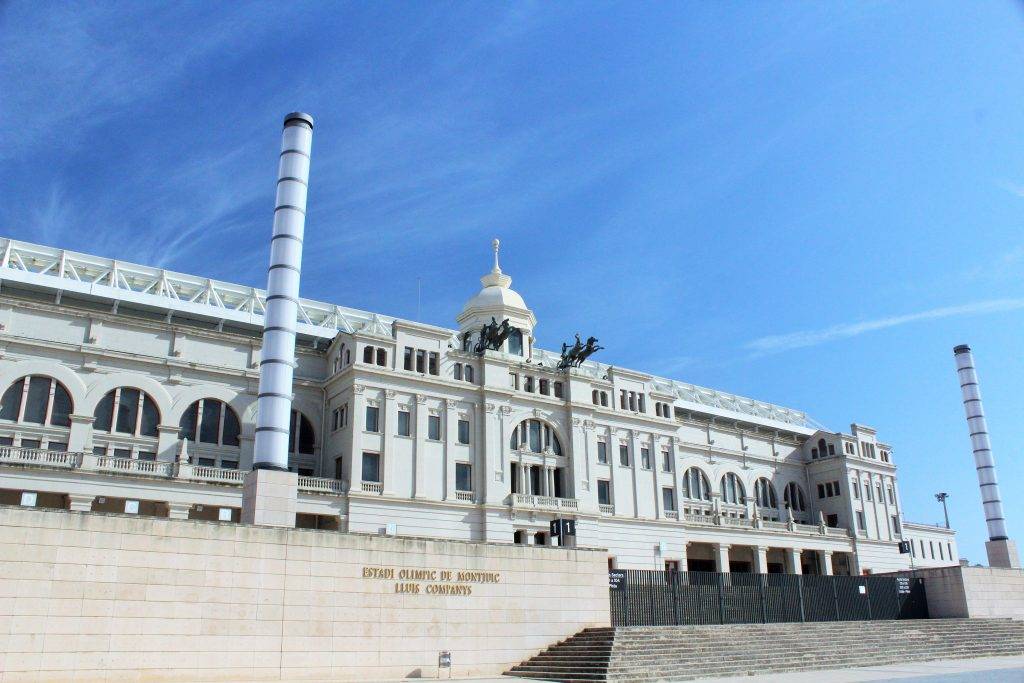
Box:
953 344 1020 568
253 112 314 471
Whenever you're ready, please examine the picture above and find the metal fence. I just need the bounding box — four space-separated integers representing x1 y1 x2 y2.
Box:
609 570 927 626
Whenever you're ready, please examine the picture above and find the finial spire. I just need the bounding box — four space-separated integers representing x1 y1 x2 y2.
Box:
480 237 512 289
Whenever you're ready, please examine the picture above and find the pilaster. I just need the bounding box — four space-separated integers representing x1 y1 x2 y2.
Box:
412 394 427 498
753 545 769 574
714 543 731 573
382 390 396 496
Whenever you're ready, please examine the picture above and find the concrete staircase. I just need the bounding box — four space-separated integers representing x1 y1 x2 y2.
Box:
505 619 1024 682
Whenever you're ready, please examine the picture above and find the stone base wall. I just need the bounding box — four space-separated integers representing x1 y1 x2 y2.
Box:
0 506 609 682
888 565 1024 620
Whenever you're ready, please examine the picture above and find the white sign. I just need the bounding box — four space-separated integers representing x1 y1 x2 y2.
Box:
124 500 139 514
218 508 233 522
858 585 867 595
20 492 37 507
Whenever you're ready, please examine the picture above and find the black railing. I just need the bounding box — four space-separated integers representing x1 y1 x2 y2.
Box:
609 570 927 626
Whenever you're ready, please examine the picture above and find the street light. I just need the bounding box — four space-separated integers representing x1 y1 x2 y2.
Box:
935 492 951 529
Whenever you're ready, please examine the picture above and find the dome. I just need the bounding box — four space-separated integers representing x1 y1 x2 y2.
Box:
459 281 528 317
456 239 535 333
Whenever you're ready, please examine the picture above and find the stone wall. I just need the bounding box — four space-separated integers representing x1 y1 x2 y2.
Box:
889 565 1024 620
0 506 610 682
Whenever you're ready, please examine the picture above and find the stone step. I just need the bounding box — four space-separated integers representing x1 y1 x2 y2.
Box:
506 620 1024 682
608 651 1024 681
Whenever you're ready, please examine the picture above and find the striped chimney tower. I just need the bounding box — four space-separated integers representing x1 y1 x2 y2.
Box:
253 112 314 471
953 345 1020 568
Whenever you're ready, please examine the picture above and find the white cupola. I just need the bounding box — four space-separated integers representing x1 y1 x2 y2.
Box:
456 239 536 357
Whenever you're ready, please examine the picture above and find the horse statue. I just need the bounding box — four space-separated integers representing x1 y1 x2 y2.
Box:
557 334 603 369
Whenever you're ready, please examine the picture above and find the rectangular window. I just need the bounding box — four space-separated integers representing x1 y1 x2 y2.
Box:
661 450 672 472
597 480 611 506
825 482 833 497
365 406 379 433
852 480 860 499
817 483 826 499
640 447 651 470
198 456 215 467
361 452 380 483
553 382 563 398
887 487 895 504
428 415 441 441
457 419 470 445
539 379 549 395
334 456 344 480
453 363 463 381
20 439 41 449
510 372 519 390
404 347 414 371
856 510 866 531
597 441 608 464
865 483 873 501
832 481 841 497
638 394 646 413
619 444 629 467
891 515 901 536
428 352 439 375
113 448 131 459
332 408 340 431
376 348 387 366
363 346 374 364
876 483 883 501
397 410 411 437
456 463 472 492
415 349 426 373
138 451 156 462
524 376 534 392
47 441 68 452
662 487 676 512
620 390 627 409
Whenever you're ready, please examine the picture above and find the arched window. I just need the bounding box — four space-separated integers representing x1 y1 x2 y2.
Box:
681 467 712 501
362 346 374 364
179 399 240 447
0 376 73 427
289 409 315 456
721 472 745 505
507 329 523 356
784 482 807 512
509 419 561 455
93 387 159 437
754 477 777 508
817 438 827 456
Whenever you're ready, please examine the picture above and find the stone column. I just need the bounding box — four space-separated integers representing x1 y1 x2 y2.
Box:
382 390 396 496
350 385 366 491
679 542 689 572
820 550 833 576
443 399 457 500
412 394 427 498
67 414 93 452
238 434 255 471
630 430 641 518
545 465 555 497
786 548 803 575
753 545 769 574
67 493 94 512
714 543 731 573
156 424 179 462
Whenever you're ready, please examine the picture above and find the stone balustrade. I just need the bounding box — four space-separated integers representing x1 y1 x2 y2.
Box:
0 446 80 469
510 493 579 511
361 481 383 494
455 490 474 502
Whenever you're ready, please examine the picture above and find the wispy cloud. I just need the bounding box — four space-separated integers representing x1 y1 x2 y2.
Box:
746 299 1024 354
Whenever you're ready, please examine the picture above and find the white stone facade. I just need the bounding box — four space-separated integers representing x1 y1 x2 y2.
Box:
0 237 955 575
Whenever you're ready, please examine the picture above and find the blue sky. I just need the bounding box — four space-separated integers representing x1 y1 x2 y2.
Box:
2 1 1023 563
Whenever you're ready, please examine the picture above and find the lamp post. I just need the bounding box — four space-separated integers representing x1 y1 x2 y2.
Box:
935 492 950 529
